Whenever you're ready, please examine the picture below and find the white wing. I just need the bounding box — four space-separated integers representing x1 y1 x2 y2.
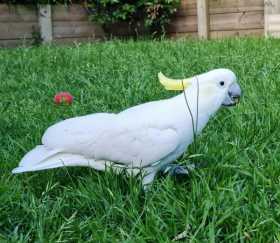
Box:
42 111 180 168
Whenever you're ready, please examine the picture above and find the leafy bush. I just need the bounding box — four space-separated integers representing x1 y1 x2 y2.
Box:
87 0 180 36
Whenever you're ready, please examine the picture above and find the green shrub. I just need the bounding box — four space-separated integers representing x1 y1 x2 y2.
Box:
87 0 180 36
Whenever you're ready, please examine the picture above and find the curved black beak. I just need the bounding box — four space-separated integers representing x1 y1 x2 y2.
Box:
222 82 242 107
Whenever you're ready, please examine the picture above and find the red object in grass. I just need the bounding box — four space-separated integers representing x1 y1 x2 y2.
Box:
54 92 73 105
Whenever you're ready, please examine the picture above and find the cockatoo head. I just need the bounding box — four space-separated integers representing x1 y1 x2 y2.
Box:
158 68 241 111
196 68 241 107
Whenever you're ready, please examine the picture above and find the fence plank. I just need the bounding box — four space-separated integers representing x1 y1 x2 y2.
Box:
266 14 280 32
0 5 37 22
52 4 89 21
197 0 209 39
211 29 263 38
53 21 104 38
0 39 33 47
210 11 264 31
167 16 198 33
38 5 53 43
0 22 38 39
169 32 198 38
53 37 103 45
210 0 264 13
264 0 280 37
176 0 197 16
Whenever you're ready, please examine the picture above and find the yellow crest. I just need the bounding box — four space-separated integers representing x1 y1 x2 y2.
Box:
158 72 192 91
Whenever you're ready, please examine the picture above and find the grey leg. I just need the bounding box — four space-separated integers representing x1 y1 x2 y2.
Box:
142 171 157 191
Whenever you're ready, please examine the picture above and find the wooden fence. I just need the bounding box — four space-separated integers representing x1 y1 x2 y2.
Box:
0 0 277 47
0 4 105 47
170 0 264 38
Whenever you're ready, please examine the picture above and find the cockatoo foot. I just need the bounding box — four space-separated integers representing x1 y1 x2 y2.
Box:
160 163 196 178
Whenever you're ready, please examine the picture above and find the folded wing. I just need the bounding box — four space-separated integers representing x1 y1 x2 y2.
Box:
42 112 180 168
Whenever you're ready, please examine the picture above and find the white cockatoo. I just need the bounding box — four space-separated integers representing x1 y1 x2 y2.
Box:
12 69 241 187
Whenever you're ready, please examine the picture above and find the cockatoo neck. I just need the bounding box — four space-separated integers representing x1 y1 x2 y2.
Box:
172 84 222 133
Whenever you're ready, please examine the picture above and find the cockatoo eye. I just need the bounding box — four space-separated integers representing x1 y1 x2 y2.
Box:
219 81 225 86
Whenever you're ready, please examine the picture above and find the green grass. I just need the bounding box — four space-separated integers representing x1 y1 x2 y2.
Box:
1 38 280 242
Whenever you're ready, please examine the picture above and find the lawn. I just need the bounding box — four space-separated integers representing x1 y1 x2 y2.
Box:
1 38 280 242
